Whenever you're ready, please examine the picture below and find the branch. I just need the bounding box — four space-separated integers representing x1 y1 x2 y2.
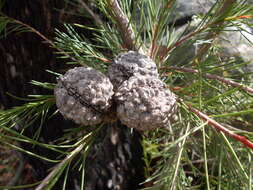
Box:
10 17 55 47
106 0 142 52
187 104 253 150
149 0 175 58
78 0 103 25
164 66 253 95
3 14 83 65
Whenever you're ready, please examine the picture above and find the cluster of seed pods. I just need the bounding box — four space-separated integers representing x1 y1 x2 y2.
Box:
54 51 177 131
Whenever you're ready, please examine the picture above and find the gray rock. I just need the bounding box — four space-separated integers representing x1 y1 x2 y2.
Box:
172 0 215 20
218 24 253 66
172 0 253 21
167 18 253 74
173 0 253 71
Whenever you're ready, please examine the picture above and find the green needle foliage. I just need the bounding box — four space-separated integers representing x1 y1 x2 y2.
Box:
1 0 253 189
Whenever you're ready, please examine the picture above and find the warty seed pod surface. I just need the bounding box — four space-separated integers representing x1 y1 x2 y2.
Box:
54 67 114 126
114 75 177 131
107 51 159 90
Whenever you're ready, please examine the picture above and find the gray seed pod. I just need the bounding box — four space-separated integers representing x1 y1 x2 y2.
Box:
54 67 114 126
108 51 158 90
114 75 177 131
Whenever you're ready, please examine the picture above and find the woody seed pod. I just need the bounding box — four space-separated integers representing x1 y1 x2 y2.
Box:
114 75 177 131
107 51 158 90
54 67 114 126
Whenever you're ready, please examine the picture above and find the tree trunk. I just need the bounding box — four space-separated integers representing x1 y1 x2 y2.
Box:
0 1 144 189
85 122 144 190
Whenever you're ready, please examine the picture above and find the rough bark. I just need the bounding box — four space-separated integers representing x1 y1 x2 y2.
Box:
85 122 144 190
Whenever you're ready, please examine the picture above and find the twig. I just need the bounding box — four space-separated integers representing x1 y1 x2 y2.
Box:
78 0 103 25
2 14 82 65
164 66 253 95
11 17 55 47
149 0 175 58
159 27 206 61
187 104 253 150
106 0 143 52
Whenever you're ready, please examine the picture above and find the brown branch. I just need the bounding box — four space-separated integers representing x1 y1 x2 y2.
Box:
78 0 103 25
187 104 253 150
1 13 115 66
106 0 142 52
11 17 55 47
159 27 206 61
165 66 253 95
8 16 83 65
149 24 159 58
149 1 175 58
